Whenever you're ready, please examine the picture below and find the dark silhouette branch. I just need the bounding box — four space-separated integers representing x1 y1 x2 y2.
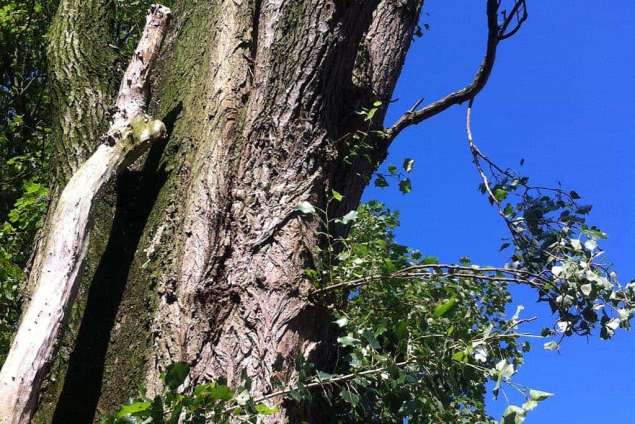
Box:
384 0 528 143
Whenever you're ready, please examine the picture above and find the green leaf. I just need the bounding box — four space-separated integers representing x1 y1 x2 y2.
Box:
543 341 559 351
388 165 398 175
422 256 439 264
503 203 514 217
331 190 343 202
207 384 234 401
164 362 189 391
116 401 152 417
529 389 554 401
403 158 415 172
399 178 412 194
494 188 508 202
340 210 358 225
337 335 359 347
374 175 389 188
340 388 360 406
452 351 466 362
434 297 457 317
296 201 316 214
255 402 279 415
333 316 348 328
501 405 526 424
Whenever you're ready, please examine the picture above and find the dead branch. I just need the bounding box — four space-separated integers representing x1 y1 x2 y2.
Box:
0 5 171 423
384 0 528 143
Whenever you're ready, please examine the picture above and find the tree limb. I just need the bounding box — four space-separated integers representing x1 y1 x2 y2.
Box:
310 263 549 298
384 0 527 143
0 5 171 423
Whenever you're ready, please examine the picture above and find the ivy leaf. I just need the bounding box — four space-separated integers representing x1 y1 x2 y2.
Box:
501 405 526 424
452 351 466 362
333 316 348 328
543 341 559 351
296 201 316 215
529 389 554 401
340 210 358 225
494 188 508 202
337 335 360 347
207 384 234 401
164 362 189 391
575 204 593 214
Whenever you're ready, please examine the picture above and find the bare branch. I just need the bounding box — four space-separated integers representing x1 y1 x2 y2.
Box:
0 5 171 423
499 0 528 40
384 0 527 143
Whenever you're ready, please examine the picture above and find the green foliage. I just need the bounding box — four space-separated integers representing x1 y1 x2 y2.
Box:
0 0 57 365
312 203 528 423
476 163 634 340
102 362 277 424
296 194 631 422
374 157 415 194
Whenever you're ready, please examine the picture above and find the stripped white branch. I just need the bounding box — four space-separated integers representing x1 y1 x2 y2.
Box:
0 5 171 423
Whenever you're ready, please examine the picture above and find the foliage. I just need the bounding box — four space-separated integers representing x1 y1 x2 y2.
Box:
469 142 635 342
293 173 633 422
0 0 57 364
102 362 278 424
298 200 552 423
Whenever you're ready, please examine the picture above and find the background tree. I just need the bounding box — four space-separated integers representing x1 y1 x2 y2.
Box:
0 1 632 423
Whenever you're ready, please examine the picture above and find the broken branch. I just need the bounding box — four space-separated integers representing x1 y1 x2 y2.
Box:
0 5 171 423
384 0 527 143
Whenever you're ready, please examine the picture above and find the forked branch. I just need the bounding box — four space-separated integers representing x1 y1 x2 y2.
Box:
0 5 171 424
384 0 527 142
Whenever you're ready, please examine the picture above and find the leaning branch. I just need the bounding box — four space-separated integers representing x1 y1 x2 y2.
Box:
0 5 171 424
384 0 527 143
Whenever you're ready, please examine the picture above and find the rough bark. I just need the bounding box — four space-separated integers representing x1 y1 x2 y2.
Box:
32 1 425 422
0 6 171 424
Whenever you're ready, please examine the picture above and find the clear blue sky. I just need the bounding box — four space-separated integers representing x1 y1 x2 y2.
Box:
364 1 635 422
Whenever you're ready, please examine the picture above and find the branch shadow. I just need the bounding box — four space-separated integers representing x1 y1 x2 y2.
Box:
51 102 182 423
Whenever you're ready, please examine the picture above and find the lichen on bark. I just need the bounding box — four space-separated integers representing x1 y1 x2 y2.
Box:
31 1 426 422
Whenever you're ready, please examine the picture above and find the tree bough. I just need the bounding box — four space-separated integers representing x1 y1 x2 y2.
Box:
0 5 171 423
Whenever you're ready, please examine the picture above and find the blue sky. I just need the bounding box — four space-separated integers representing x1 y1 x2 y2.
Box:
364 1 635 422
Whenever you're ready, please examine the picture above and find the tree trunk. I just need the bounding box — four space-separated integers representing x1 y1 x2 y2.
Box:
31 1 424 422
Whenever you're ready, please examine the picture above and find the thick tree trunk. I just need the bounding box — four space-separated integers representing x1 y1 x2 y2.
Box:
31 1 424 422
